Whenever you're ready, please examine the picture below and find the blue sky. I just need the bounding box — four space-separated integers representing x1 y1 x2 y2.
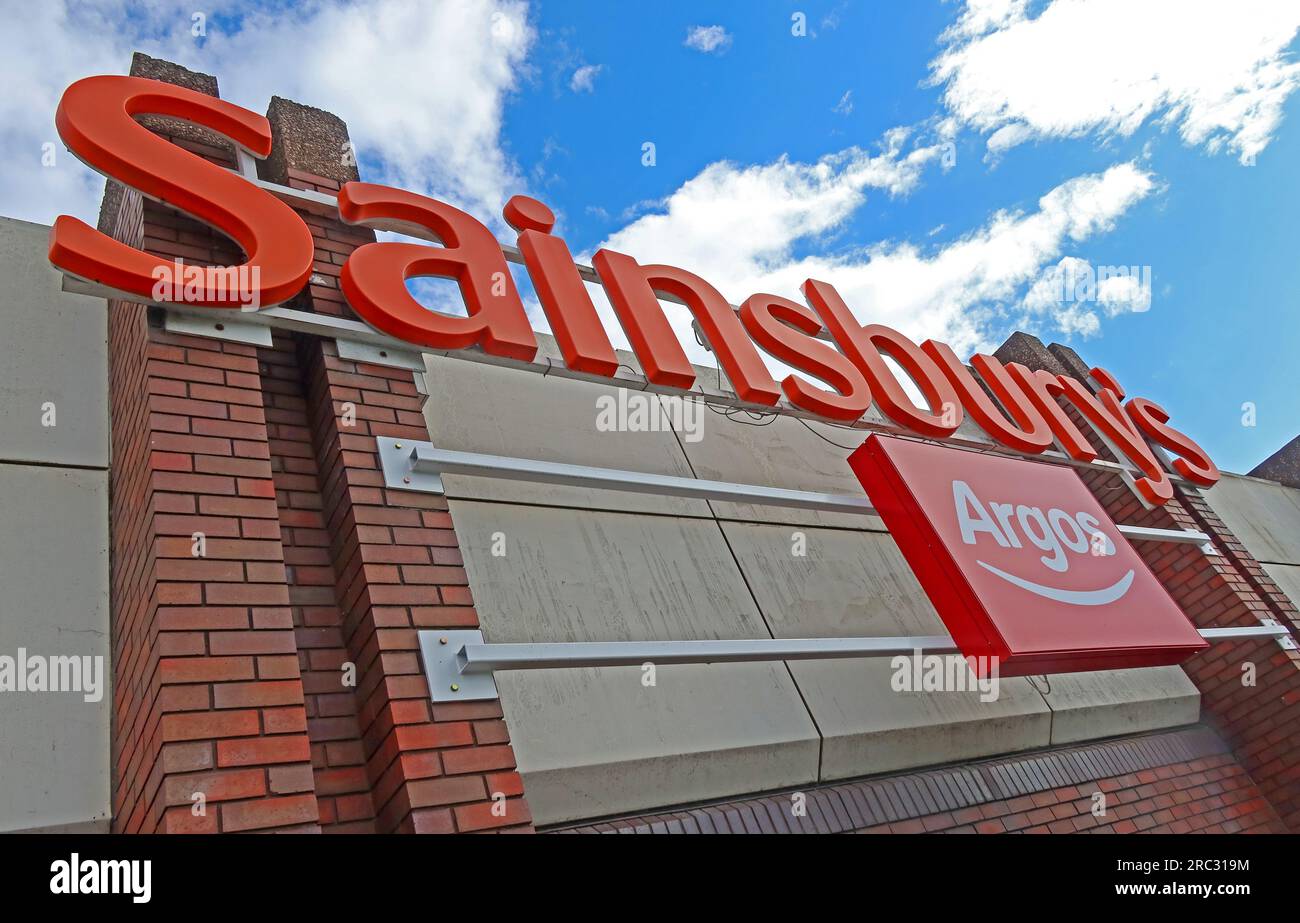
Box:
7 0 1300 473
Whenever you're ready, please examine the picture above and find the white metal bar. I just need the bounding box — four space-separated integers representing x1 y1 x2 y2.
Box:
395 442 1211 545
1198 624 1292 641
457 636 960 673
59 280 1198 488
460 626 1291 674
411 445 879 515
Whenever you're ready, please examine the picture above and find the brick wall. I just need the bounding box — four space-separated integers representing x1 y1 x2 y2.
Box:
994 335 1300 832
100 53 530 833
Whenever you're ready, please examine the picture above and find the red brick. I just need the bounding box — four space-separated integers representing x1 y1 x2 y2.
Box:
221 794 319 832
160 657 255 684
454 798 532 832
212 680 304 709
216 735 312 767
408 776 487 809
163 768 267 805
161 710 260 742
442 745 517 776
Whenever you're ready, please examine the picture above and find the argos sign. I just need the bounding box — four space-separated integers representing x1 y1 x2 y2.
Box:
849 435 1207 676
48 75 1219 503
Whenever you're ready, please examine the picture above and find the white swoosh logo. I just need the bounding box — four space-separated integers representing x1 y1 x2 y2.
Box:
976 561 1134 606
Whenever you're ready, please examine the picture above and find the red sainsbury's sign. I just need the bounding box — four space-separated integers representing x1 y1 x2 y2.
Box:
47 75 1220 505
850 435 1208 675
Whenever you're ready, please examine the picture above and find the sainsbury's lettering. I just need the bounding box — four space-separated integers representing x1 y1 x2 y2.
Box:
45 74 1221 505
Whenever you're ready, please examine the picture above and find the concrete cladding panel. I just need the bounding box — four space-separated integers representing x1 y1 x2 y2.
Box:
0 217 108 468
719 522 1200 778
1203 472 1300 565
422 348 709 517
424 347 1205 821
1263 562 1300 608
718 521 1053 778
676 410 888 531
0 463 110 832
1038 668 1200 744
449 499 819 825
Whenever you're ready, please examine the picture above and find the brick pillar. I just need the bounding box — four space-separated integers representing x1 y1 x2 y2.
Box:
103 54 319 833
995 333 1300 830
101 54 533 833
257 98 532 833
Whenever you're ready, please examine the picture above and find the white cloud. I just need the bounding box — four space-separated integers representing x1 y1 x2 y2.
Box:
2 0 533 228
0 1 139 227
208 0 534 219
833 90 854 115
591 144 1154 364
1097 269 1152 316
932 0 1300 164
1021 254 1154 339
592 129 941 272
684 25 733 54
570 63 602 93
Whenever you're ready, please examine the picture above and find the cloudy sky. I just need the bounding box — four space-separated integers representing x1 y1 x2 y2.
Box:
6 0 1300 472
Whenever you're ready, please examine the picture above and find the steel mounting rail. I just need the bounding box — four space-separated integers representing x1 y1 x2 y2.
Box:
378 439 1213 547
419 624 1295 702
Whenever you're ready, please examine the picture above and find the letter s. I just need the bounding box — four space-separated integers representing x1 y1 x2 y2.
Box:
49 75 314 308
338 182 537 361
1125 397 1220 487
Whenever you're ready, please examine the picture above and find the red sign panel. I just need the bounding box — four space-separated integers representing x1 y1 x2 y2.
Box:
849 434 1207 676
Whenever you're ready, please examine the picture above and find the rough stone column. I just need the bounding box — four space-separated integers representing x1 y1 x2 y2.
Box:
995 332 1300 830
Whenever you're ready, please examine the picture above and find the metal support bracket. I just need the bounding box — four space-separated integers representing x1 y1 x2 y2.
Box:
164 309 273 347
336 337 426 371
1261 618 1299 652
419 630 499 703
379 438 444 495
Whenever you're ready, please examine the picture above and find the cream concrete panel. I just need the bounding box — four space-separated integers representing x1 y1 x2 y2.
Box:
1203 473 1300 564
422 348 709 517
1038 667 1200 745
718 521 1054 780
1263 562 1300 608
0 463 110 832
450 500 820 825
0 217 108 468
677 410 887 531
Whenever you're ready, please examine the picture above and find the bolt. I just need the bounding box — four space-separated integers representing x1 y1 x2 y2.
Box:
450 683 460 692
395 442 402 449
403 477 411 484
439 637 448 645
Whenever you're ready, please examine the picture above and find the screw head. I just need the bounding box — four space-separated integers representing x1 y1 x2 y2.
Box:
450 683 460 692
395 442 402 449
439 637 448 645
403 477 411 484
